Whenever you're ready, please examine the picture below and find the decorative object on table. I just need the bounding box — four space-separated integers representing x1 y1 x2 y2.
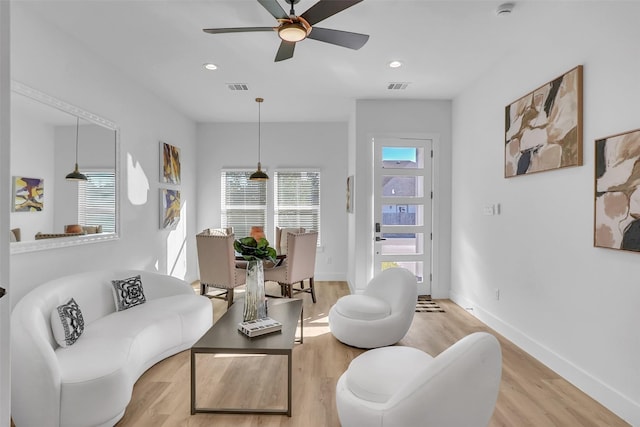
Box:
346 175 354 213
160 141 181 184
250 225 265 241
505 65 583 177
594 128 640 252
160 188 180 229
65 117 88 181
234 236 277 322
238 317 282 337
249 97 269 181
13 176 44 212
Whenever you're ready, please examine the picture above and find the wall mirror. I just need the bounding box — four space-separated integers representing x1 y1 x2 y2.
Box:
10 81 120 254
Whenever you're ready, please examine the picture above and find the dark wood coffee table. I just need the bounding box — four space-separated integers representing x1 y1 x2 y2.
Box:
190 298 303 416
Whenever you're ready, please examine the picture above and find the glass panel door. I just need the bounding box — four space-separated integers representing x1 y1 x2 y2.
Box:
373 138 432 295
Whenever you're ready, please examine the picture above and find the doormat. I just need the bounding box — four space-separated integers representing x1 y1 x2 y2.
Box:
416 296 445 313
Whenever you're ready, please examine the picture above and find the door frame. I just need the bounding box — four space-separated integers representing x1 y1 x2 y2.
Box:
0 1 11 424
367 132 440 295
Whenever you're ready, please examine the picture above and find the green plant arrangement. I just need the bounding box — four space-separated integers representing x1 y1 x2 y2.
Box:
234 236 277 263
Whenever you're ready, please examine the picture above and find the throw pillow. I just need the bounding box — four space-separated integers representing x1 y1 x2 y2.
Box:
51 298 85 348
111 275 146 311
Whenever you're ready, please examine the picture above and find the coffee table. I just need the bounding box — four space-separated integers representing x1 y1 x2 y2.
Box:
190 298 303 417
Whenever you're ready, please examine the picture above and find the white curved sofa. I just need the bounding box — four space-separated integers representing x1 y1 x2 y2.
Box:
11 269 213 427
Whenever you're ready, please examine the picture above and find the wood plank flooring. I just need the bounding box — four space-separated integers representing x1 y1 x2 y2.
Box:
113 281 630 427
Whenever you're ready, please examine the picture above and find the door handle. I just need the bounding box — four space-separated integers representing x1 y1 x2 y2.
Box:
0 287 6 299
375 236 386 242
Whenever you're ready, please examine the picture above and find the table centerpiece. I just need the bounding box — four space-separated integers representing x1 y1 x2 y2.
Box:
234 235 277 322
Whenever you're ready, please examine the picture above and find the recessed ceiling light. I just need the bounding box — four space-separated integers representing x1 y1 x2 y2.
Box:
203 63 218 71
389 60 403 68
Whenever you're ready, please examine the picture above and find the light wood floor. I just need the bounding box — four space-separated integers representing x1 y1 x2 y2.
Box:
113 281 630 427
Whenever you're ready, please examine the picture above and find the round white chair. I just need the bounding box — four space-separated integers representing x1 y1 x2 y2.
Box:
336 332 502 427
328 267 418 348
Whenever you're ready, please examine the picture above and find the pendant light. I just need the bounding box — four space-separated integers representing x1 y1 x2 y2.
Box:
65 117 88 181
249 97 269 181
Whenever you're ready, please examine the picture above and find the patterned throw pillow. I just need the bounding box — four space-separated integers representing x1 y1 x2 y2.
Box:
111 275 146 311
51 298 85 348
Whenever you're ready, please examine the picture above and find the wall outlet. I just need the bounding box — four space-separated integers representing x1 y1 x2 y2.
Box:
327 256 332 265
495 288 500 300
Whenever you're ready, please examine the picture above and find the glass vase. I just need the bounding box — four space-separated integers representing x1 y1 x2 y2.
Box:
243 259 267 322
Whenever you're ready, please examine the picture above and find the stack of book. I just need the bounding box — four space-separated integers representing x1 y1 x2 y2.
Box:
238 317 283 337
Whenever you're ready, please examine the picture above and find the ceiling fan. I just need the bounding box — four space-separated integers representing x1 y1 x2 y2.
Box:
203 0 369 62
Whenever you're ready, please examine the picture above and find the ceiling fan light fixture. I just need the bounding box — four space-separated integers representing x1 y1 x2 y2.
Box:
278 22 308 42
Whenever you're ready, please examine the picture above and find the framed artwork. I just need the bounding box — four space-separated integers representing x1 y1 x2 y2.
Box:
594 128 640 252
13 176 44 212
160 188 180 229
505 65 583 177
160 141 181 184
346 175 354 213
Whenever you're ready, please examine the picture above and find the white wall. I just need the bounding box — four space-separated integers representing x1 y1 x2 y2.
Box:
10 4 198 305
450 2 640 423
10 113 54 238
196 122 348 281
351 99 452 297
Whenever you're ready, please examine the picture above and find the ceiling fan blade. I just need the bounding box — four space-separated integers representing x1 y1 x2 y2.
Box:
307 27 369 50
258 0 288 20
203 27 274 34
300 0 364 26
275 41 296 62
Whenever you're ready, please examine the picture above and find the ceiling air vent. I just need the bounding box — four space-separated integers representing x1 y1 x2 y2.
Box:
387 82 410 90
227 83 249 91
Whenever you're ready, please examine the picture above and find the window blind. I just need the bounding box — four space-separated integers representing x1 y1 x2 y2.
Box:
77 170 116 232
274 170 321 245
221 170 268 238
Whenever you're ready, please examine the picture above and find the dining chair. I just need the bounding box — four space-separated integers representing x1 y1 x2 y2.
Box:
264 231 318 303
195 231 246 308
275 226 305 254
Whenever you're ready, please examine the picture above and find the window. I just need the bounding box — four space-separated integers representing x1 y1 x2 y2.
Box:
78 170 116 232
221 170 268 238
274 170 321 245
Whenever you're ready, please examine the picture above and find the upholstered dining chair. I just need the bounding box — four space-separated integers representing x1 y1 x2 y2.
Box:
195 231 246 308
264 231 318 303
335 332 502 427
275 226 305 255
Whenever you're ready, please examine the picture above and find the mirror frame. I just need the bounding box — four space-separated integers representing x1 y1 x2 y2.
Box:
10 81 121 254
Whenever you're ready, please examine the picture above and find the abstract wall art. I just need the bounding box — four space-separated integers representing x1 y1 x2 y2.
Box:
13 176 44 212
594 128 640 252
505 65 583 177
160 141 181 185
160 188 180 229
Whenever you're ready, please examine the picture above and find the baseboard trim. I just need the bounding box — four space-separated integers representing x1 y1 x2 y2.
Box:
449 290 640 426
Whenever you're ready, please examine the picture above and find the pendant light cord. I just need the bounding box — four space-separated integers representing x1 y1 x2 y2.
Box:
75 116 80 165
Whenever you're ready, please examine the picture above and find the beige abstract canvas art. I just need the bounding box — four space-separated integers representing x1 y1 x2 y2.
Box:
595 129 640 252
505 66 583 177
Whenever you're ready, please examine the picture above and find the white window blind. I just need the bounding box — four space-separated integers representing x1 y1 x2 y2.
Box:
77 170 116 232
274 170 321 245
221 170 268 238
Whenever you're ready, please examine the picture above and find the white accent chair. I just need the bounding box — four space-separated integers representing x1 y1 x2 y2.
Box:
336 332 502 427
196 231 246 307
329 267 418 348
